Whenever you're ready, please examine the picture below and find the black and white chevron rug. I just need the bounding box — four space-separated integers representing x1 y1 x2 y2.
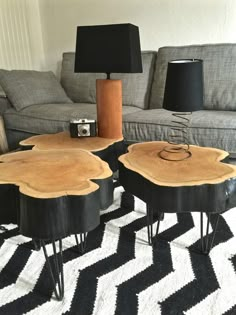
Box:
0 186 236 315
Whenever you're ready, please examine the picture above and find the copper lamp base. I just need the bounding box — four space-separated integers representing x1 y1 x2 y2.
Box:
96 79 123 139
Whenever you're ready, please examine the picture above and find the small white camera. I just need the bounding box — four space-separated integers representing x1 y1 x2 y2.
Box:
70 118 97 137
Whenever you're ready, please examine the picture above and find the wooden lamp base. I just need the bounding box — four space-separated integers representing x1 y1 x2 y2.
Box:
96 79 123 139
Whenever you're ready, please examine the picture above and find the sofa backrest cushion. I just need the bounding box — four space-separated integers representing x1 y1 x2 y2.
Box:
111 52 156 109
61 53 105 104
0 70 72 111
61 51 156 109
149 44 236 110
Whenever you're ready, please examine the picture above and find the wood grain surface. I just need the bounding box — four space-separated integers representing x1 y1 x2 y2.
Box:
0 149 112 198
119 141 236 186
20 131 123 151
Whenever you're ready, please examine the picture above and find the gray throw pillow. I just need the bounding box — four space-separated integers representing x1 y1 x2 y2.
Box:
0 70 72 111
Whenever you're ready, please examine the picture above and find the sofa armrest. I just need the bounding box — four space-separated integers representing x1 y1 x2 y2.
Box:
0 96 13 115
0 115 9 153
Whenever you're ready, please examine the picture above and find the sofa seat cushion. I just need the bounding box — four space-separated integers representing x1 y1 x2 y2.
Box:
61 51 156 109
123 109 236 155
4 103 141 135
0 70 72 111
150 44 236 111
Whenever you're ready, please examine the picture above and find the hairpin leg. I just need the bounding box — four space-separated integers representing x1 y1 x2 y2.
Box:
155 219 161 239
146 205 154 245
75 233 87 254
41 239 64 301
32 239 41 251
146 206 163 246
200 212 220 254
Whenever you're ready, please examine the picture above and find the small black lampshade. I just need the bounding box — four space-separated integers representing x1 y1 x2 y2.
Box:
163 59 203 112
74 23 143 75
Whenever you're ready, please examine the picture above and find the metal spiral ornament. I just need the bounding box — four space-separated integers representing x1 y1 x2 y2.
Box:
159 112 192 161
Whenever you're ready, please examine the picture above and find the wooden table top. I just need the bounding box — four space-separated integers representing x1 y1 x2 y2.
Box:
118 141 236 187
0 149 112 198
20 131 123 152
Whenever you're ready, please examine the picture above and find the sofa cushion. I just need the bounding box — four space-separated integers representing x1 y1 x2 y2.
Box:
61 51 156 109
111 51 156 109
150 44 236 111
4 103 141 135
0 84 11 115
0 70 72 111
61 53 105 104
0 85 6 98
123 109 236 155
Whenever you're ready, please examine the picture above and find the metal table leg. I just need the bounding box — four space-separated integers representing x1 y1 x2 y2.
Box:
146 205 163 246
75 233 87 254
41 239 64 301
200 212 220 254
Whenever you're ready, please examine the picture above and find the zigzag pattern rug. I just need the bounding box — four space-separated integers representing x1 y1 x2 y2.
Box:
0 186 236 315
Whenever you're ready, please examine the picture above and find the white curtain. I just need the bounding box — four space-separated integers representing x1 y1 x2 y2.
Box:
0 0 45 70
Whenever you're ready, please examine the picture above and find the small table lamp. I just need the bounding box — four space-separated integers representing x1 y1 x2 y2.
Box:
159 59 204 161
74 23 143 139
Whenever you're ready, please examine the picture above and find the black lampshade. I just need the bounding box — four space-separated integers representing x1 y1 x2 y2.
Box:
74 23 143 75
163 59 203 112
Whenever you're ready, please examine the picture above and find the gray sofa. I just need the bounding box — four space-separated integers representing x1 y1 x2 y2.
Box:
0 43 236 159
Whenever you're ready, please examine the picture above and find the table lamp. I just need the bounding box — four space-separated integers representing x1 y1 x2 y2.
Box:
74 23 143 139
159 59 204 161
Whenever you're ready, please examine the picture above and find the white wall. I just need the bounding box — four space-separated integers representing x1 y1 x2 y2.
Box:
39 0 236 74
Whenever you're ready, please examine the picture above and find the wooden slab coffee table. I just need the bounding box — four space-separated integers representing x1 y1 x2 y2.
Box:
119 141 236 253
20 131 125 172
0 149 113 300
